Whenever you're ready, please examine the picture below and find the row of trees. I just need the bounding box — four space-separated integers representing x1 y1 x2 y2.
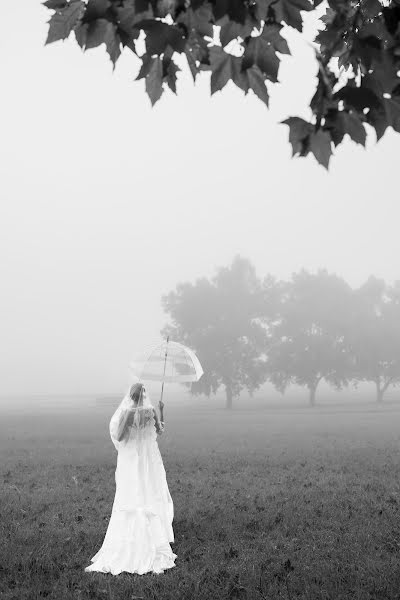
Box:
161 256 400 408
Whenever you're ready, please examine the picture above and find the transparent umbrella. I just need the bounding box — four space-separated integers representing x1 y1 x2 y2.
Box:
130 337 204 421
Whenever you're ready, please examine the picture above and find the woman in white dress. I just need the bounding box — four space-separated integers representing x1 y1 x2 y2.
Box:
85 381 177 575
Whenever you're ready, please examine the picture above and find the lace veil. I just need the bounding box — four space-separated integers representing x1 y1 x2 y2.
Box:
109 376 155 451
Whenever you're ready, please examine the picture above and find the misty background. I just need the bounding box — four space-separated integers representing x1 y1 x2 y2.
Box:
1 1 399 402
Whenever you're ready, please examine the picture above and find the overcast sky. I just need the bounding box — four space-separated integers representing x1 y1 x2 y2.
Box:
1 1 398 397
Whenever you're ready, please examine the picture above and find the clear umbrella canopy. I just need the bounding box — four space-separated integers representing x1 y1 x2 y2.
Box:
131 340 204 384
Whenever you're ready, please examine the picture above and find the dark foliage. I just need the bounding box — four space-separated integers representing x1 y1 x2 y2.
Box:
43 0 400 168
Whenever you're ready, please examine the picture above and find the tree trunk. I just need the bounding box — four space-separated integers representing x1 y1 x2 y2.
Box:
376 383 384 403
225 386 233 410
307 376 323 407
309 386 316 407
377 377 393 403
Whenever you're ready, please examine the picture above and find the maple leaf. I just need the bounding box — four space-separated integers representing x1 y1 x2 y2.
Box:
273 0 312 32
335 112 367 146
45 0 85 44
281 117 314 156
385 96 400 133
85 19 121 66
82 0 111 23
351 35 383 70
309 130 333 169
184 30 209 81
219 20 253 48
209 46 239 94
139 20 186 55
208 46 258 96
213 0 247 24
250 0 276 22
368 95 400 138
320 6 336 26
363 54 400 96
230 56 251 94
334 85 382 112
247 65 269 106
116 2 154 35
165 62 180 93
146 57 164 105
163 47 181 94
358 19 391 44
316 27 345 58
185 47 199 81
118 28 140 54
137 55 164 105
242 33 280 83
261 24 290 55
367 105 389 140
74 22 88 48
177 5 214 39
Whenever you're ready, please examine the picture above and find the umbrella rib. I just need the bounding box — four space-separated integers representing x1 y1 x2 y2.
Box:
183 352 192 376
133 340 203 383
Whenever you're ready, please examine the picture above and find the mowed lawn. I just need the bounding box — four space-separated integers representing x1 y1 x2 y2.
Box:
2 397 400 600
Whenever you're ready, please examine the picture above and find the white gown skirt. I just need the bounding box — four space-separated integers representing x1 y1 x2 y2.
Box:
85 430 177 575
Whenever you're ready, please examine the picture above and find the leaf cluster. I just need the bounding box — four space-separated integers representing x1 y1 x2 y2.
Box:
283 0 400 167
44 0 400 168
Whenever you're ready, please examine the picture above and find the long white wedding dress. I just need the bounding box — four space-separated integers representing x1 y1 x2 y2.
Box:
84 392 177 575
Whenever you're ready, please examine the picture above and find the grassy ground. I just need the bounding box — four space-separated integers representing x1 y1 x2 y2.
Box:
2 397 400 600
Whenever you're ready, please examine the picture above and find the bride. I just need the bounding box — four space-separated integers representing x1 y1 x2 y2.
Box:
85 380 177 575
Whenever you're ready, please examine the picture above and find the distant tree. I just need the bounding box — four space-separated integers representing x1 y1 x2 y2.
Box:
347 276 400 402
43 0 400 169
161 256 278 409
267 269 353 406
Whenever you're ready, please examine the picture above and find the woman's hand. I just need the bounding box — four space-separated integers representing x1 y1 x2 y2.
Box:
158 400 165 422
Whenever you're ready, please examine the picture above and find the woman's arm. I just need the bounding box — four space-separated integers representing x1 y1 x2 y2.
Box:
152 408 164 435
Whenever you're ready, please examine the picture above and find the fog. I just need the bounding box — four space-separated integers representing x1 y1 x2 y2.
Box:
1 1 399 399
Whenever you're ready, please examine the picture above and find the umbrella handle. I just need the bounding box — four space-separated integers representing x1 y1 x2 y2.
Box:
159 399 164 423
159 380 165 422
159 336 168 423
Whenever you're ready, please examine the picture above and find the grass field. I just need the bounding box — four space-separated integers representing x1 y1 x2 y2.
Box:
2 394 400 600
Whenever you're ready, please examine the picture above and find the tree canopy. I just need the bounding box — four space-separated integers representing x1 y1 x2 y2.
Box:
161 256 277 408
267 269 354 406
44 0 400 169
347 276 400 401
